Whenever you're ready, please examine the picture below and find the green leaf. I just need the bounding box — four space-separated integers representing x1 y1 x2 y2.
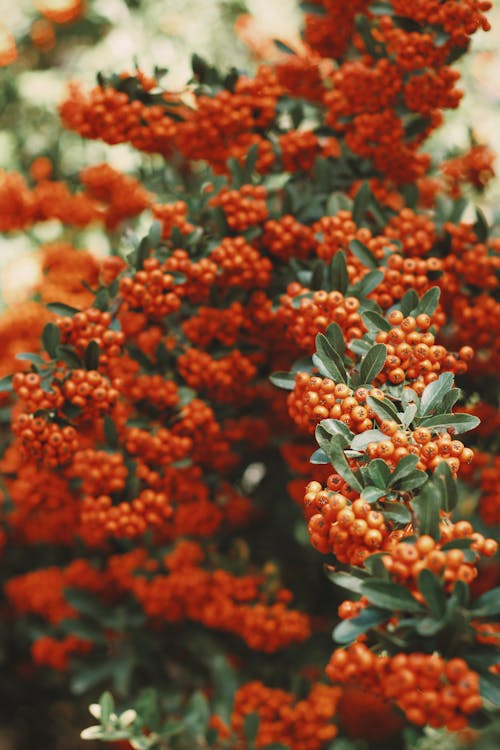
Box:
71 661 116 695
416 287 440 316
480 673 500 707
415 616 445 636
420 372 454 416
46 302 79 316
474 207 489 243
84 340 100 370
434 460 458 512
94 287 111 311
441 388 462 413
350 430 385 451
16 352 46 365
103 415 119 449
320 418 354 441
471 587 500 617
310 448 329 464
417 569 446 619
56 345 82 368
366 395 400 423
350 270 384 298
349 239 378 270
325 569 364 594
269 371 296 390
333 606 390 644
380 502 412 525
352 182 371 226
211 655 237 721
329 252 349 294
100 691 115 727
368 458 391 489
148 220 162 248
244 713 260 742
361 486 386 503
328 434 364 492
359 344 386 385
324 323 345 357
0 374 13 392
315 333 348 383
399 290 419 316
399 471 428 491
42 323 61 359
412 483 440 540
388 454 419 487
361 580 424 613
401 403 418 428
361 310 391 332
419 413 480 434
326 191 353 215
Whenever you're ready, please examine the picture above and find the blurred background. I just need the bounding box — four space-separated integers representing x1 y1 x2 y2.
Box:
0 0 499 308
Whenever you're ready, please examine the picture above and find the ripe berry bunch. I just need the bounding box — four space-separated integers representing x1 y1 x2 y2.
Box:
62 369 121 415
375 311 472 388
277 284 365 351
288 374 383 434
12 414 79 467
365 426 474 476
382 526 498 589
261 215 316 261
80 489 173 543
327 644 484 732
119 259 181 319
209 236 272 289
209 184 268 231
304 480 391 563
55 308 125 369
12 371 64 412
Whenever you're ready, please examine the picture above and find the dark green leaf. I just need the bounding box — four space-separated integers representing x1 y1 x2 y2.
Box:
42 323 61 359
434 460 458 512
399 471 428 491
0 374 13 392
333 606 390 644
480 673 500 707
388 454 419 487
350 430 385 451
244 713 260 742
352 182 371 226
320 418 354 441
94 288 110 311
412 483 440 539
71 661 116 695
310 448 329 464
46 302 79 316
148 220 162 248
399 289 419 316
359 344 386 385
361 310 391 332
441 388 462 414
269 371 295 390
329 252 349 294
360 486 386 503
366 395 400 423
368 458 391 489
361 580 424 613
349 239 378 270
56 345 82 368
380 502 412 524
471 587 500 617
314 333 348 383
103 415 119 449
401 403 418 428
417 569 446 619
84 340 100 371
16 352 46 365
474 207 489 243
416 287 440 316
325 568 365 594
419 413 480 434
324 323 345 357
350 270 384 298
420 372 454 416
328 434 364 492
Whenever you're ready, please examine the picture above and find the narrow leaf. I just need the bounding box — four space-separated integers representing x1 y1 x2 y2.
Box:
333 607 390 644
42 323 61 359
420 372 454 416
329 251 349 294
419 413 480 434
350 430 385 451
360 344 386 384
412 483 440 540
368 458 391 489
361 580 424 613
324 323 345 357
366 395 400 423
349 239 378 270
417 569 447 619
388 454 419 487
416 287 440 316
328 434 364 491
269 371 296 390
